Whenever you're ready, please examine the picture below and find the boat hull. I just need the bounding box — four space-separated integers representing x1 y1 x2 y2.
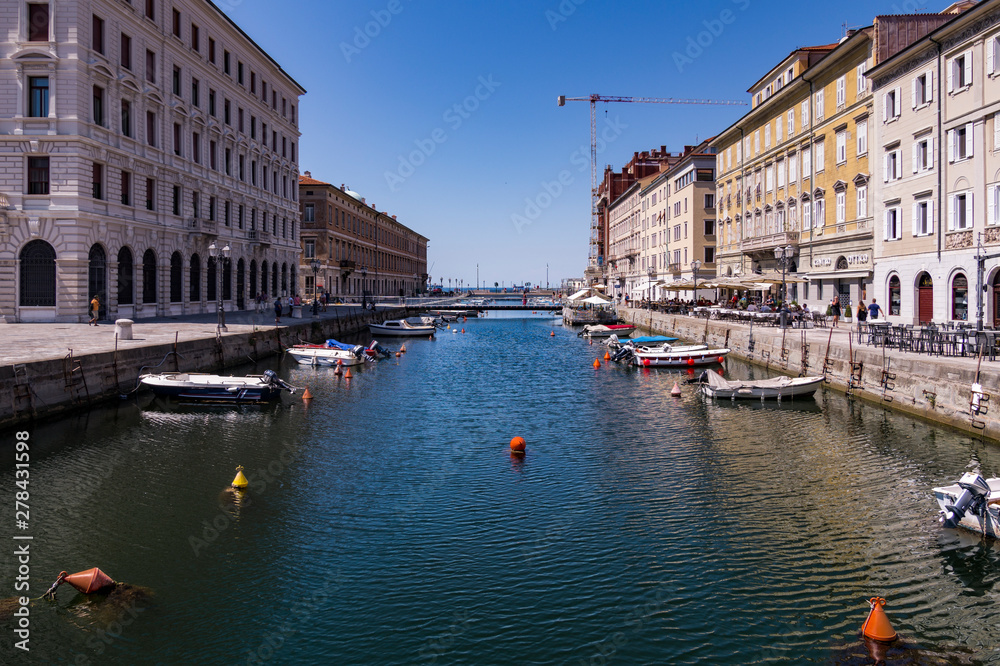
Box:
633 349 729 368
140 373 286 402
581 324 635 338
701 376 824 400
933 478 1000 537
287 347 364 366
369 322 437 336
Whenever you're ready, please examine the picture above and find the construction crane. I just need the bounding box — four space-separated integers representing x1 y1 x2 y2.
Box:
557 94 747 274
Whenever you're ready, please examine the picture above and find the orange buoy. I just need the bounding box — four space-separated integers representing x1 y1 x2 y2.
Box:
510 436 526 453
301 387 313 401
400 344 407 353
550 331 555 337
588 338 593 345
344 368 353 379
334 362 343 376
428 335 433 340
64 568 116 594
593 358 601 368
718 356 725 364
671 382 681 397
862 597 898 644
395 351 401 357
461 328 465 333
604 351 610 361
687 358 695 366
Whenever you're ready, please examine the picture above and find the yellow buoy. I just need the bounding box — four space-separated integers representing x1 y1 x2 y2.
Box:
231 465 249 489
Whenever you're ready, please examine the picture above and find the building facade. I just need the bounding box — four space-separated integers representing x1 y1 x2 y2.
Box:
299 173 427 300
1 0 305 322
870 0 999 326
660 147 718 298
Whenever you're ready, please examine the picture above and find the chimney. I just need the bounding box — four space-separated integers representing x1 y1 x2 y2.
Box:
392 215 397 220
304 170 311 178
340 184 345 190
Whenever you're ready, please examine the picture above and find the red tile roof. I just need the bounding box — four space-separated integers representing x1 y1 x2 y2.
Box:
298 174 329 186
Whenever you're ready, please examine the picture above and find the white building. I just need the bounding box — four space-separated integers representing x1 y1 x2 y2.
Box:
1 0 305 321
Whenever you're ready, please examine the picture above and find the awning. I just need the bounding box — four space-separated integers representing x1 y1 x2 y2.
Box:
567 289 591 301
804 269 872 280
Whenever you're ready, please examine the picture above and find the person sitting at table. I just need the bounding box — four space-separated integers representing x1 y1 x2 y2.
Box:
748 302 759 312
760 303 772 313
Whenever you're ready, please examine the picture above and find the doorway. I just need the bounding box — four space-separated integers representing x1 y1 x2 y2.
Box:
918 272 933 324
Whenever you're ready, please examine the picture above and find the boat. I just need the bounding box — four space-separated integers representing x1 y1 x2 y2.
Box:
603 334 677 349
578 323 636 338
406 315 445 327
369 319 437 336
611 341 729 368
697 370 824 400
287 339 368 367
934 472 1000 536
364 340 393 359
139 369 294 402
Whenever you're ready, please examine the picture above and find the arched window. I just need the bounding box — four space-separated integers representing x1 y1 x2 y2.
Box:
142 249 157 303
170 252 183 302
249 260 257 298
953 273 968 321
281 262 288 295
236 258 245 310
117 247 134 305
889 275 901 316
189 253 201 302
88 244 107 318
19 240 56 307
271 261 278 296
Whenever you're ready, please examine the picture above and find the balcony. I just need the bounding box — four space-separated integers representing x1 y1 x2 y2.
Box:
666 262 681 273
340 259 356 278
187 217 217 237
247 228 272 246
740 231 800 254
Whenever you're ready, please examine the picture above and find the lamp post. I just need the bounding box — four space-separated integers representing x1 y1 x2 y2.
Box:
360 266 368 310
690 259 702 303
647 266 655 309
774 245 796 306
310 258 320 316
208 242 230 332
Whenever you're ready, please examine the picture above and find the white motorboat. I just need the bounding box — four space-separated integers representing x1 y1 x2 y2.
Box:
698 371 824 400
934 472 1000 537
140 370 294 402
579 324 636 338
611 341 729 368
369 319 437 336
287 339 368 367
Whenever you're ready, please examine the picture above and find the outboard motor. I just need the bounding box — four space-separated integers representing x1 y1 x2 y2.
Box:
940 472 991 528
610 346 634 364
262 369 293 392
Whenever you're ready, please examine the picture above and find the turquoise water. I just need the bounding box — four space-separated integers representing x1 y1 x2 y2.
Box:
2 313 999 664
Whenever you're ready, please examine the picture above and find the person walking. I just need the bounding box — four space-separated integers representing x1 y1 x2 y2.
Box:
89 294 100 325
857 300 868 324
867 298 884 321
830 296 841 328
274 296 282 324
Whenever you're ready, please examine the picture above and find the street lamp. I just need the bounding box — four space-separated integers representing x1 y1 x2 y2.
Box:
361 266 368 310
310 258 321 316
208 242 230 332
690 259 702 304
647 266 655 309
774 245 796 306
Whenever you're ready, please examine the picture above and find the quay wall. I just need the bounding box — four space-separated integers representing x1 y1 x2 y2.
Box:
620 308 1000 443
0 307 411 430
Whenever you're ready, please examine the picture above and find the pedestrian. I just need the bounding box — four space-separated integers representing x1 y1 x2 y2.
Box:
89 294 100 325
857 300 868 324
867 298 884 321
322 291 328 312
274 296 282 323
830 296 841 328
287 295 294 316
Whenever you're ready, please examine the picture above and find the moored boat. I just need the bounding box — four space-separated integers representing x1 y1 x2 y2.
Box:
934 472 1000 537
611 342 729 368
369 319 437 336
140 370 294 402
287 339 367 366
697 371 824 400
579 323 635 338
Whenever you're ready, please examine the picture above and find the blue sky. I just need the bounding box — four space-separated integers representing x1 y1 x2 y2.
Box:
220 0 935 289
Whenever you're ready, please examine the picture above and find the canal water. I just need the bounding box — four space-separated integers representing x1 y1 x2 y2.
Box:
2 312 1000 664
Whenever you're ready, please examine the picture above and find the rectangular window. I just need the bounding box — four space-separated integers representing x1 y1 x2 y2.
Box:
250 71 256 94
224 100 231 125
814 141 824 173
836 130 846 164
92 162 103 199
190 24 199 51
224 51 231 75
209 196 216 221
146 110 156 146
950 191 973 230
121 170 131 206
705 247 715 263
777 159 785 188
788 153 797 182
192 132 200 164
121 99 131 136
92 15 106 54
884 149 900 182
857 120 868 155
239 154 244 181
28 76 48 117
27 156 49 195
250 116 256 139
172 66 181 96
225 148 231 175
884 88 900 121
950 51 972 91
913 70 933 107
991 184 1000 226
120 33 131 69
764 125 771 150
856 185 867 219
92 85 105 126
836 191 846 223
884 206 901 240
704 194 715 209
814 198 824 228
172 185 181 215
754 130 760 154
801 100 809 127
29 3 49 42
145 0 154 20
836 75 845 106
776 115 783 143
814 89 824 121
191 78 199 107
949 123 973 162
172 8 181 38
913 137 932 172
704 219 715 236
145 177 155 210
787 108 795 136
208 90 216 116
145 49 155 82
304 239 315 258
209 38 216 63
913 198 933 236
304 204 315 222
237 61 243 85
173 122 181 156
224 200 230 226
238 108 244 133
857 61 868 95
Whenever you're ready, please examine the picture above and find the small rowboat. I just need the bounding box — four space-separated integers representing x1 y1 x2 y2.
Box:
698 371 824 400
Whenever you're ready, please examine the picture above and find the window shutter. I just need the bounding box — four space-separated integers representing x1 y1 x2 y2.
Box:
989 186 996 226
894 87 901 116
884 210 890 240
912 143 918 174
948 129 955 163
948 58 954 92
895 150 902 179
882 94 888 123
965 49 973 86
912 78 917 109
990 38 996 76
912 202 918 236
966 122 974 158
948 195 955 231
929 202 934 234
883 153 890 182
927 70 933 101
967 192 974 228
930 137 935 169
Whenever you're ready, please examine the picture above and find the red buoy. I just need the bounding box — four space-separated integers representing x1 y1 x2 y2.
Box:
687 358 695 366
862 597 898 643
718 356 725 364
643 358 651 367
64 568 116 594
510 436 526 453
